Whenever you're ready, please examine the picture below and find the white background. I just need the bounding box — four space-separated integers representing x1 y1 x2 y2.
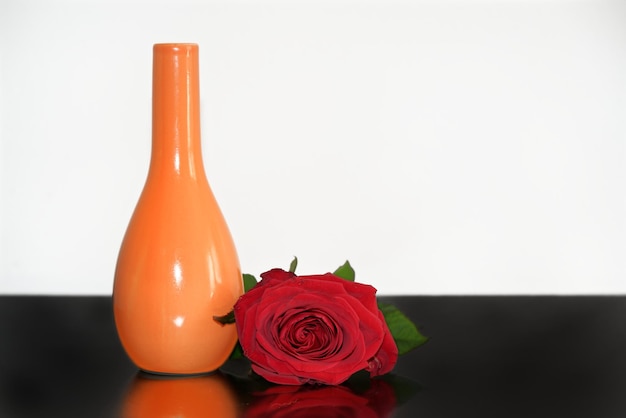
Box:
1 0 624 295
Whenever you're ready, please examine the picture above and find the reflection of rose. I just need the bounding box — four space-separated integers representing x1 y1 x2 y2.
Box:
244 382 396 418
234 269 398 385
360 378 398 418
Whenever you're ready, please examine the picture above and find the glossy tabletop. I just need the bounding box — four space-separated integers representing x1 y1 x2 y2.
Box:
1 295 625 417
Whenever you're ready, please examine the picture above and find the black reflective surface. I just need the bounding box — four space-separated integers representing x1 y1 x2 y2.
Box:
1 296 625 417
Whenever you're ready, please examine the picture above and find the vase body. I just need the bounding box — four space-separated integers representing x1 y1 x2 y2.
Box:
113 43 243 375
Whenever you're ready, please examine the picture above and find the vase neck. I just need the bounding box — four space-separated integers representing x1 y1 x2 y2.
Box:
150 43 205 180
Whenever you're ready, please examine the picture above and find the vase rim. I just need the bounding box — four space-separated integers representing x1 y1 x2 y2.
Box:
154 43 198 47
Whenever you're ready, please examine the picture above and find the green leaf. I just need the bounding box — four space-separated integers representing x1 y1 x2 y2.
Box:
229 342 244 360
213 310 235 325
333 260 355 282
243 273 258 293
288 256 298 273
378 303 428 355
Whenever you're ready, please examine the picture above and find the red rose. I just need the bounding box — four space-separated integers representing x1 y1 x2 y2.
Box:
233 269 398 385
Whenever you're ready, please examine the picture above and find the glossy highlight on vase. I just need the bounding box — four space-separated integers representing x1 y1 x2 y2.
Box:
113 43 243 375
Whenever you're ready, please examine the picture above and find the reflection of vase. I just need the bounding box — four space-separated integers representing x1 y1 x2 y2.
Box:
113 43 243 375
121 373 238 418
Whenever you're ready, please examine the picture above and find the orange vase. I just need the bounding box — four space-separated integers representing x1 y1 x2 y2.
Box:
113 43 243 375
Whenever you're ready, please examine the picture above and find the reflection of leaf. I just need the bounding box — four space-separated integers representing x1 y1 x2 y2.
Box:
378 303 428 355
333 260 355 282
377 374 422 407
344 371 421 409
221 362 277 405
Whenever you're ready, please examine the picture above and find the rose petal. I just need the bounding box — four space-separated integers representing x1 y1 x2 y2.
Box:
278 310 341 357
260 268 296 283
251 363 309 385
367 310 399 377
